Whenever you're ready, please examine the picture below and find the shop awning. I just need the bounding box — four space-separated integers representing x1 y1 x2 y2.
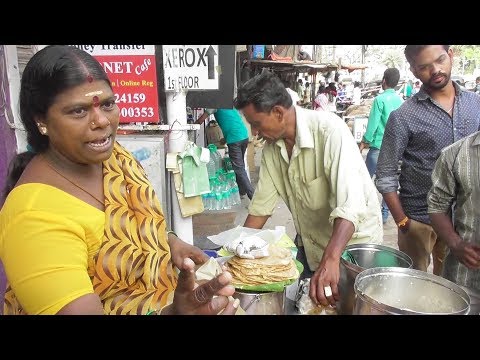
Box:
246 59 367 74
246 59 339 74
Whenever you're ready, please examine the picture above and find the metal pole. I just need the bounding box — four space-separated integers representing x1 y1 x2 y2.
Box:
361 45 366 87
165 90 193 244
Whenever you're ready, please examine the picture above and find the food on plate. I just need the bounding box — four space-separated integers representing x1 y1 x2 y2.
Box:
225 244 299 286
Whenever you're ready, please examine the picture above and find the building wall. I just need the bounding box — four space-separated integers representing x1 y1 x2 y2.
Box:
0 45 19 313
0 46 18 206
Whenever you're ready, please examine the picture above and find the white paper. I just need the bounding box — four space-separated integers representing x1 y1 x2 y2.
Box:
208 225 286 248
200 147 210 163
207 226 260 247
225 234 269 259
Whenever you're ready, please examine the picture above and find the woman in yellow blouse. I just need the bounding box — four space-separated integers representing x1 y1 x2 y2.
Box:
0 45 237 315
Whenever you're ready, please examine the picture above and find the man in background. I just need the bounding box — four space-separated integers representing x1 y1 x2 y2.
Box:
475 76 480 94
352 81 362 105
359 68 404 224
303 82 312 108
375 45 480 275
282 79 301 105
411 80 421 95
196 108 254 200
296 78 305 101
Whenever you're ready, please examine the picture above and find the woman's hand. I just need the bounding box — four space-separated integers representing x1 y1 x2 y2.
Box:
168 233 209 269
309 256 341 307
162 258 238 315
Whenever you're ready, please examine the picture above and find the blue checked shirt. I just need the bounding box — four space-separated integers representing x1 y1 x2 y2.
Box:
375 82 480 224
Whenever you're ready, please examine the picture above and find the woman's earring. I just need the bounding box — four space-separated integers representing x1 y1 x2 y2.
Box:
37 123 47 135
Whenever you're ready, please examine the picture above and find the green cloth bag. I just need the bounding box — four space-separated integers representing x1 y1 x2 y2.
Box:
180 143 211 197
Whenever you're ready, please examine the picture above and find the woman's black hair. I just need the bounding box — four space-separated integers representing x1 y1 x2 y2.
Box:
3 45 112 200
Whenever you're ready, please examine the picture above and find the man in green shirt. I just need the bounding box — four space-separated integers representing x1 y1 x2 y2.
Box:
359 68 403 223
196 108 254 199
402 79 413 99
234 71 383 308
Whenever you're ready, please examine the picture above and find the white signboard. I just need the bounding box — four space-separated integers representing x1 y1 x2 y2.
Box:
163 45 219 91
353 117 368 143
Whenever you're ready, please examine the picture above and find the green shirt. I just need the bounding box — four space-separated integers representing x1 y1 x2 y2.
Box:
405 83 412 97
362 89 403 149
249 107 383 271
205 109 248 144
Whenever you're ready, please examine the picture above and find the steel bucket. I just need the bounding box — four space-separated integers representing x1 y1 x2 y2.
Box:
338 244 412 315
459 286 480 315
353 267 470 315
232 289 285 315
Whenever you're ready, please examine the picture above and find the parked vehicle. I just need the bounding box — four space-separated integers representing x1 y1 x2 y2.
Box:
451 75 465 87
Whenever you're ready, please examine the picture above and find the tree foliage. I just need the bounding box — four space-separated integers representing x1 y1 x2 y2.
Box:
363 45 480 76
451 45 480 74
315 45 480 79
382 49 404 68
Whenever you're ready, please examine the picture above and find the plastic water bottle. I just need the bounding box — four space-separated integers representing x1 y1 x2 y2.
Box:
212 178 223 211
216 169 226 183
206 192 215 210
206 177 217 210
206 157 216 178
203 192 214 211
132 147 151 162
221 178 231 210
208 144 222 172
228 171 241 205
223 156 233 171
201 193 210 210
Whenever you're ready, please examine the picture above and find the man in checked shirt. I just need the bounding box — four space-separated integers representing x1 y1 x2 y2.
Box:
428 131 480 292
375 45 480 276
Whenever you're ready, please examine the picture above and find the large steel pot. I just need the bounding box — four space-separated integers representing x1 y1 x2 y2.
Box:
459 285 480 315
232 289 285 315
353 267 470 315
338 244 412 315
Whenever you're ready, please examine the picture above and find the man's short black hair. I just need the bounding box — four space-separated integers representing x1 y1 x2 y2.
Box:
383 68 400 88
234 70 292 112
404 45 450 65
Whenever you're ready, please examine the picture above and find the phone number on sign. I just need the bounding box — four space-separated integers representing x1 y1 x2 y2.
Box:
115 93 146 104
120 107 155 118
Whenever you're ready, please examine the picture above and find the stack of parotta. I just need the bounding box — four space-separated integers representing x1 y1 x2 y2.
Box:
225 244 299 287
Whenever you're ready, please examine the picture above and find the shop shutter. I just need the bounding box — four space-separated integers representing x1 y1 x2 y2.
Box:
16 45 36 78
